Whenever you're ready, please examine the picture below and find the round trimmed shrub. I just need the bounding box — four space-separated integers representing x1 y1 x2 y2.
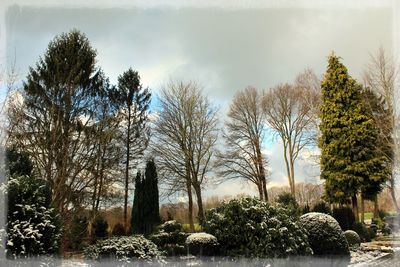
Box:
84 236 161 261
92 216 108 241
186 233 218 256
111 223 125 236
300 212 349 256
203 197 312 258
344 230 360 248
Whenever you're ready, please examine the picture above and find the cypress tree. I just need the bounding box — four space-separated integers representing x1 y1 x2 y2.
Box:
131 159 160 235
319 54 387 221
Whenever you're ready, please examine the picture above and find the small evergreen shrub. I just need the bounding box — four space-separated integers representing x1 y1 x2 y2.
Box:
149 220 186 256
344 230 360 248
312 201 332 215
275 192 301 217
378 209 389 220
92 216 108 241
84 236 161 261
332 207 355 231
111 223 125 236
302 204 310 214
381 223 392 236
186 233 218 256
352 222 370 242
203 198 312 258
300 212 350 256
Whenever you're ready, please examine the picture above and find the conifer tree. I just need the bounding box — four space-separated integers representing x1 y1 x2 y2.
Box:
131 160 160 235
319 54 387 221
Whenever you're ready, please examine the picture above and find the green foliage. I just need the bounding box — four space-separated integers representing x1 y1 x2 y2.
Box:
131 159 160 236
186 233 218 256
312 201 332 215
68 216 89 251
149 220 187 256
378 209 389 220
6 175 62 257
344 230 360 248
84 236 161 261
333 207 355 231
6 147 33 177
203 198 312 258
352 222 370 242
318 54 388 204
300 212 350 256
301 204 310 214
111 223 125 237
275 192 300 217
92 216 108 241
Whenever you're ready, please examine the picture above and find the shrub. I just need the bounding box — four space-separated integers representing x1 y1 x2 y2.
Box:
84 236 161 261
344 230 360 248
352 222 370 242
381 223 392 236
68 216 89 250
378 209 389 220
300 212 350 256
275 192 301 217
312 201 332 215
332 207 355 231
92 216 108 241
186 233 218 256
6 175 62 257
149 220 186 256
111 223 125 236
203 198 312 258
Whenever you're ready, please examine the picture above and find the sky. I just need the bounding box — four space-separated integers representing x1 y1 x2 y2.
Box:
0 0 396 200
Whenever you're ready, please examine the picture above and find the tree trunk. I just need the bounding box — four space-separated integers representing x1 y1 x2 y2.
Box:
257 183 263 201
186 181 194 232
261 178 268 202
360 195 365 223
352 194 359 222
283 142 294 195
373 195 379 219
255 141 268 202
193 184 204 224
124 109 131 232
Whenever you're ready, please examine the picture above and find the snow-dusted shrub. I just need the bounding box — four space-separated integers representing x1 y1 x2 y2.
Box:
6 175 62 258
300 212 349 256
352 222 370 242
344 230 360 248
84 235 161 261
203 197 312 258
186 232 218 256
150 220 186 256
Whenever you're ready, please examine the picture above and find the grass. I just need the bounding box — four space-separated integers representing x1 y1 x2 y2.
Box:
362 212 373 221
182 223 202 232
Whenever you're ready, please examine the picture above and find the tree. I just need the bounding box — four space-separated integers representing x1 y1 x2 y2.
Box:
6 150 61 257
114 69 151 231
153 81 218 228
363 47 399 213
131 159 160 235
262 70 319 196
7 30 109 216
215 87 269 201
319 53 387 221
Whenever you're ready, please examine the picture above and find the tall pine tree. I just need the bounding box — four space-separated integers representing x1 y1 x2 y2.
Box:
131 159 160 235
319 54 387 221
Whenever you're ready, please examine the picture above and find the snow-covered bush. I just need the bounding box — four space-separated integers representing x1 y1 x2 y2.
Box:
6 175 62 258
203 197 313 258
344 230 360 248
84 235 161 261
186 232 218 256
150 220 186 256
300 212 349 256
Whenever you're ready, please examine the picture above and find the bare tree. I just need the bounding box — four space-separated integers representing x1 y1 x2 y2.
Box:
153 81 218 228
215 87 269 201
363 47 399 213
262 72 319 196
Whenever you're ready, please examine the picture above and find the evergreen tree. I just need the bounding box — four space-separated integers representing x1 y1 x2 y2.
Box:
318 54 387 220
6 150 62 257
114 69 151 231
131 159 160 235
